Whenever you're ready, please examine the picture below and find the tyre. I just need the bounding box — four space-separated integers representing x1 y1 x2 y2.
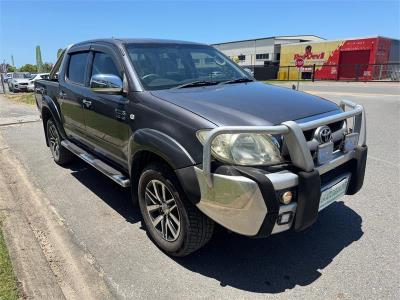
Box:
138 163 214 257
46 119 74 165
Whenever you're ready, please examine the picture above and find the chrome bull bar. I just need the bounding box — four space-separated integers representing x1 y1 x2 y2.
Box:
202 99 366 187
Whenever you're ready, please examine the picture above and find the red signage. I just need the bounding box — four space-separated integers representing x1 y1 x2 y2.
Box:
295 58 304 68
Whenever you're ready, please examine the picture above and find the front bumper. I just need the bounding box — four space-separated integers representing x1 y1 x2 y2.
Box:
193 100 367 237
13 84 29 91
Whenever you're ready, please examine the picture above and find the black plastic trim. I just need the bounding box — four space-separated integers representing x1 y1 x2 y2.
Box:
294 170 321 232
346 146 368 195
233 166 279 237
175 166 201 205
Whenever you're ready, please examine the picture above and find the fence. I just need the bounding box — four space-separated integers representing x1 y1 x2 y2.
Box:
246 63 400 82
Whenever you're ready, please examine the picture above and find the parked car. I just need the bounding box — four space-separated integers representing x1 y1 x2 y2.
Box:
8 72 31 92
3 72 13 83
35 39 367 256
28 73 49 91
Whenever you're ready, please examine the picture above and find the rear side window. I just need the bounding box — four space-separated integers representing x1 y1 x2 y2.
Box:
67 52 89 84
91 52 120 78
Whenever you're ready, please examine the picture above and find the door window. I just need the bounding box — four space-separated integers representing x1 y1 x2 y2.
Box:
67 52 89 84
91 52 120 77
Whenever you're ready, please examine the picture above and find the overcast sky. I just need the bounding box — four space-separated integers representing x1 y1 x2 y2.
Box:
1 0 399 67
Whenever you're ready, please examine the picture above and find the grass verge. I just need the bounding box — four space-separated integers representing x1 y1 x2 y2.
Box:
4 92 36 105
0 216 20 300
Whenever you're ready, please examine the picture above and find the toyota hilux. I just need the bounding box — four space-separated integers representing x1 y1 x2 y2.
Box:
34 39 367 256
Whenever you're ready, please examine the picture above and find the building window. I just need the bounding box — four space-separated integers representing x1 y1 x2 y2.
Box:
256 53 269 60
276 53 281 60
238 54 246 61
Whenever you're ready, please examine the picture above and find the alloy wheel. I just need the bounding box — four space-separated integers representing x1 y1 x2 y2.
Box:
48 122 60 161
144 179 181 242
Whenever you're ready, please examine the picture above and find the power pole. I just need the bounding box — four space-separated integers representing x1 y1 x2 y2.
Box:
1 60 6 94
36 46 43 73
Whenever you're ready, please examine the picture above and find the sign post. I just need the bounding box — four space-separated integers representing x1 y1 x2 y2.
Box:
295 57 304 90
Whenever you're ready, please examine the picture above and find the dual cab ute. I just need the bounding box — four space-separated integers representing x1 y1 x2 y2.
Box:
35 39 367 256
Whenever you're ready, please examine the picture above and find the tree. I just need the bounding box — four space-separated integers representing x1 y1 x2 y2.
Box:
6 64 16 72
42 62 53 72
19 64 38 73
36 46 43 73
57 48 63 59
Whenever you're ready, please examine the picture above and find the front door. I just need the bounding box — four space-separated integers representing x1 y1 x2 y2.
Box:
82 46 131 169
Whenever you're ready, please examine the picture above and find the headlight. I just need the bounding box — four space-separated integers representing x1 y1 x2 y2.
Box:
197 130 282 165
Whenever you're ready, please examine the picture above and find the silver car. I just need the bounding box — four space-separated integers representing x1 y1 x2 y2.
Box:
8 72 31 92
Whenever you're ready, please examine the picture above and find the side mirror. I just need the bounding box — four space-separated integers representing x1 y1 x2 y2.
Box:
243 68 254 76
90 74 123 94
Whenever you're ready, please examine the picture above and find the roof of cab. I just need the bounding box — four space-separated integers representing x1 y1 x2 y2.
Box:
72 38 206 47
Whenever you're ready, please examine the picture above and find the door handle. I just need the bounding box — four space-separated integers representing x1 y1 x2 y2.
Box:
82 99 92 108
59 90 66 99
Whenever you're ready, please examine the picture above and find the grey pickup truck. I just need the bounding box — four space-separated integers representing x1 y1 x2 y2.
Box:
35 39 367 257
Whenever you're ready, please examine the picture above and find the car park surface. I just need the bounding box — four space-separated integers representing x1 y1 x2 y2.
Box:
0 82 398 299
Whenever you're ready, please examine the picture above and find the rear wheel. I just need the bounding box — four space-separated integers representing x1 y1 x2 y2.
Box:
46 119 74 165
138 163 214 257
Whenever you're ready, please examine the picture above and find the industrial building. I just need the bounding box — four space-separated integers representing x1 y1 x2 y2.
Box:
212 35 399 81
212 35 324 67
278 36 400 80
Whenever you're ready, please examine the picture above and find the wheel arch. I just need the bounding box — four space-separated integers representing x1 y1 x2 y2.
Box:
128 129 200 205
41 96 66 146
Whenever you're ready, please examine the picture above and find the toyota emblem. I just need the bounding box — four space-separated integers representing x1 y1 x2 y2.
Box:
314 125 332 144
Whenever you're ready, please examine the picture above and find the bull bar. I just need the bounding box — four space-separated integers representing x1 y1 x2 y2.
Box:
202 99 366 187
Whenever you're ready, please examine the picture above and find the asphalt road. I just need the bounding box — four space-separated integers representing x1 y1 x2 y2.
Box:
0 82 399 299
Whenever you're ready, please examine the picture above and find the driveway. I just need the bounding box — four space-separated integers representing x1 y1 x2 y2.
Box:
0 82 399 299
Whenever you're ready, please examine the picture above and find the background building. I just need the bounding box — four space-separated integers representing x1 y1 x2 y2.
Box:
212 35 324 67
278 36 400 81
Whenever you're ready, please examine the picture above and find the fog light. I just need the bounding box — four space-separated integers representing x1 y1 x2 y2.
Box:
280 191 293 205
277 211 293 225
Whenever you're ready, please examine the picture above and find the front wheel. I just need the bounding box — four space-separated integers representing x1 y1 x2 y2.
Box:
138 163 214 257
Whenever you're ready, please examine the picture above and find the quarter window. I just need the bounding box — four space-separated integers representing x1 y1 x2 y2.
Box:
67 52 89 84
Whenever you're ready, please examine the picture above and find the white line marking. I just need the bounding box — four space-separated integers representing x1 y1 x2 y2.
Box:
303 90 399 98
368 155 399 169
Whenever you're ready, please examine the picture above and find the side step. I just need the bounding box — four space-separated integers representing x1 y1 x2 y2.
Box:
61 140 131 188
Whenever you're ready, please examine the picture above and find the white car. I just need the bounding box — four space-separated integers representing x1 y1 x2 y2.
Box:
3 73 13 83
8 72 31 92
28 73 50 91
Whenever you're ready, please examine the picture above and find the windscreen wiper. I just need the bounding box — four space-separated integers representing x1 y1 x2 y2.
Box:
219 77 254 85
175 80 220 89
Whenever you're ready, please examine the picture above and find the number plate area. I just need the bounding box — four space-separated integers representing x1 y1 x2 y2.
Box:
319 176 350 211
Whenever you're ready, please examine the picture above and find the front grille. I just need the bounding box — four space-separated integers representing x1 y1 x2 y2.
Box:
19 83 28 86
281 120 346 163
303 120 344 141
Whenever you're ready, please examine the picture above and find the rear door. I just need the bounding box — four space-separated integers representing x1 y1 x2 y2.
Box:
59 46 90 139
82 44 130 168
